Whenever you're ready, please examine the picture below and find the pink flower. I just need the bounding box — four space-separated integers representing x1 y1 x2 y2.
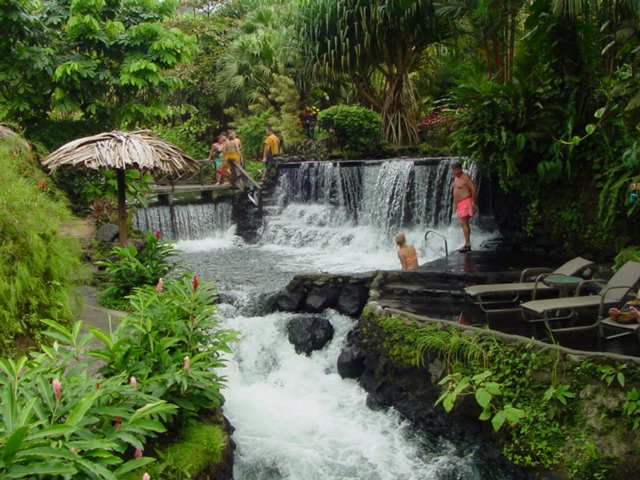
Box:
156 277 164 293
114 416 122 432
134 448 143 459
154 230 161 239
130 376 137 389
183 356 190 372
192 275 200 291
52 379 62 401
142 473 151 480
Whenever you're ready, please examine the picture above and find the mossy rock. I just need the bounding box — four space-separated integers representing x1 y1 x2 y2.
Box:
127 420 233 480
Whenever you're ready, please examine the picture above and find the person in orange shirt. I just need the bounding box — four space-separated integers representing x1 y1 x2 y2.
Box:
262 128 281 182
395 233 419 271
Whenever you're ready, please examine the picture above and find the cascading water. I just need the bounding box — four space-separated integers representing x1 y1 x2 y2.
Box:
134 201 233 241
259 159 497 272
169 157 513 479
213 306 511 480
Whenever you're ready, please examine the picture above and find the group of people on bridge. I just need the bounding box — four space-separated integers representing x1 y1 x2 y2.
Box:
207 128 281 187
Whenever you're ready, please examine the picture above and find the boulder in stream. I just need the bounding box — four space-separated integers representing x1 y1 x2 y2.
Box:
304 287 339 312
287 315 334 355
96 223 119 243
337 345 365 379
336 284 369 317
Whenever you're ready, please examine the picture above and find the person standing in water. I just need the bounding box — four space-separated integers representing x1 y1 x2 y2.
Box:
395 233 419 271
451 162 477 253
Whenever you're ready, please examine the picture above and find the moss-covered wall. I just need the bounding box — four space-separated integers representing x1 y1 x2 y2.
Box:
127 412 234 480
356 305 640 480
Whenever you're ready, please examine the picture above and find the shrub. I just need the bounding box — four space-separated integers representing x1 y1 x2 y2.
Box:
97 232 178 310
0 274 236 478
0 136 81 353
317 105 382 154
92 276 237 417
151 115 213 160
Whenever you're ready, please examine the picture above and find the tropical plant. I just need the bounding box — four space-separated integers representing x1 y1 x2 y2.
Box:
297 0 454 145
90 275 237 417
97 232 178 310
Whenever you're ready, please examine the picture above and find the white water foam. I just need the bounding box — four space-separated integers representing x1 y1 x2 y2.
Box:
259 203 497 273
219 308 486 480
174 225 241 253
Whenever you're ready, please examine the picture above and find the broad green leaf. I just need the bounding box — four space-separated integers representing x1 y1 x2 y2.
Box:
479 408 492 421
491 410 506 431
65 391 101 426
594 107 606 118
114 457 156 476
3 426 29 464
475 388 492 408
129 401 177 423
15 446 76 460
88 326 114 350
28 424 77 440
585 124 596 135
5 463 77 478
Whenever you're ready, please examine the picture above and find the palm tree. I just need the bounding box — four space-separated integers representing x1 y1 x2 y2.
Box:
297 0 454 145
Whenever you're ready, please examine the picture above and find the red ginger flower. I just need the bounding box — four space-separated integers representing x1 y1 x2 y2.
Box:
192 275 200 291
134 448 143 459
52 379 62 401
154 230 161 239
156 278 164 293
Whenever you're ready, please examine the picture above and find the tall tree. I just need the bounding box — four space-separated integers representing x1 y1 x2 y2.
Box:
297 0 453 145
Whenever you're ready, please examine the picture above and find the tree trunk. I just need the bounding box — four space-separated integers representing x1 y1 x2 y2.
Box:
117 168 128 246
381 68 419 146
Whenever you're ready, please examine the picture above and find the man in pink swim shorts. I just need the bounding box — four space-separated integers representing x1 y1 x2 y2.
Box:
451 162 477 253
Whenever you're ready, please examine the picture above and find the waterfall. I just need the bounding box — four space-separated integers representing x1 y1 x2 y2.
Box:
134 202 233 241
259 159 495 272
217 306 507 480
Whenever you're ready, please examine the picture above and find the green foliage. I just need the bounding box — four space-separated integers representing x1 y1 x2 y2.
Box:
1 0 195 128
613 248 640 272
0 136 80 353
0 273 235 478
298 0 453 144
91 276 237 418
317 105 382 155
234 108 274 161
366 310 640 478
97 232 177 309
151 116 211 160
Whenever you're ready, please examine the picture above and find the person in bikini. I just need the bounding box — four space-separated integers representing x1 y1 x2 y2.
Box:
451 162 477 253
222 132 241 186
395 233 419 271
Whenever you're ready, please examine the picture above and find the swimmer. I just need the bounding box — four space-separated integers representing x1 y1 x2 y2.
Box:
395 233 419 271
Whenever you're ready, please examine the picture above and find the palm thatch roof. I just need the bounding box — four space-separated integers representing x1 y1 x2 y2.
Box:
42 130 199 175
0 125 18 139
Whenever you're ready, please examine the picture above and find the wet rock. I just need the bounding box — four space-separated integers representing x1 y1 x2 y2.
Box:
96 223 119 243
337 345 365 379
305 287 339 312
277 290 305 312
336 284 369 317
287 315 334 355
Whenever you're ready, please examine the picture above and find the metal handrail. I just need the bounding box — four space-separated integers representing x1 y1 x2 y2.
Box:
424 230 448 259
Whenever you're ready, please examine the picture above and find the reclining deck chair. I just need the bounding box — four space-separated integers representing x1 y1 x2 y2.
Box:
521 261 640 334
464 257 594 320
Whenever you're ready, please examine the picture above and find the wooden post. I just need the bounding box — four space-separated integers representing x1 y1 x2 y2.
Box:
117 168 128 245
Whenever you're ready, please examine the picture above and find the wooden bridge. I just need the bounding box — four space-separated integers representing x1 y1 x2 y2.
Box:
151 162 262 206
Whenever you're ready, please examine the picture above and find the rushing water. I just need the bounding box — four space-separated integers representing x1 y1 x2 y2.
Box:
142 159 512 478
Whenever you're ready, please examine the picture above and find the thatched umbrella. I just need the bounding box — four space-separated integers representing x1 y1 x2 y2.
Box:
0 125 18 139
43 130 199 245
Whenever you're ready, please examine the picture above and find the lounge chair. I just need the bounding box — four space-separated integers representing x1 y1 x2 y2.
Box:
464 256 594 320
521 261 640 333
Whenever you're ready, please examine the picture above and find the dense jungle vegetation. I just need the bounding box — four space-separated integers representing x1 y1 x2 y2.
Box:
1 0 639 258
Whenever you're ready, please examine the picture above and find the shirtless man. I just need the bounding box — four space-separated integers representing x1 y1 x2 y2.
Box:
451 162 477 253
395 233 419 271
